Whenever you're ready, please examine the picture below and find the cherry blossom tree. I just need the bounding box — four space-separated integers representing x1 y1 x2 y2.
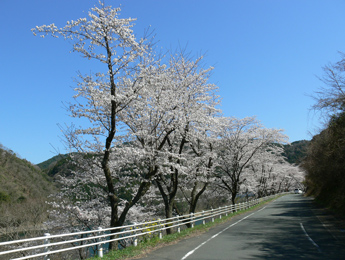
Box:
32 2 155 249
149 53 219 233
244 145 286 197
278 164 305 191
245 146 306 197
214 117 288 204
177 118 220 216
30 2 300 249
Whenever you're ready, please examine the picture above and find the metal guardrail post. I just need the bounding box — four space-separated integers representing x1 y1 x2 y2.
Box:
43 233 50 260
191 213 194 228
132 224 138 247
97 227 104 257
158 219 162 239
219 207 222 219
177 215 181 233
202 211 205 225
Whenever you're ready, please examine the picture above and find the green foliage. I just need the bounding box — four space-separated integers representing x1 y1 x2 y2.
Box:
0 191 10 202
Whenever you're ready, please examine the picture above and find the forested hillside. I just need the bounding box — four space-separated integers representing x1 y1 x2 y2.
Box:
302 52 345 215
283 140 309 165
0 144 57 238
37 153 76 178
302 112 345 215
0 145 55 203
36 153 70 171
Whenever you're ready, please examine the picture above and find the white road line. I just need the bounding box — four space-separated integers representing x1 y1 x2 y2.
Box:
300 223 321 252
181 206 267 260
314 214 338 241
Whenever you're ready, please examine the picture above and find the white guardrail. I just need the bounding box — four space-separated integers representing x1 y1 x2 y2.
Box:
0 194 280 260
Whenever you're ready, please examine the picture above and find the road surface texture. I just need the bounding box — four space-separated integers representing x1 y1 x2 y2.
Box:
136 194 345 259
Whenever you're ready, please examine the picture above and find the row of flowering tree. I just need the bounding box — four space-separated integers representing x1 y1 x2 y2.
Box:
32 1 304 257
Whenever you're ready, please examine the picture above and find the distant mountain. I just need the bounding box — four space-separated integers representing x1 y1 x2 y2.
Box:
37 153 70 170
36 140 310 179
283 140 310 165
37 153 84 179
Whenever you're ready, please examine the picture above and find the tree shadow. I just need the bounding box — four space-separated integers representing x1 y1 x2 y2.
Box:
238 196 345 259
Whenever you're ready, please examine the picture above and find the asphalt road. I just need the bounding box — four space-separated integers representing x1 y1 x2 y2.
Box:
136 194 345 260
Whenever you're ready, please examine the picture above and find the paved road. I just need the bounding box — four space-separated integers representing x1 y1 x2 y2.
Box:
137 195 345 259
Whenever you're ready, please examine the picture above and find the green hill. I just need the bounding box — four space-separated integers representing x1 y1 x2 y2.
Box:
0 146 55 204
283 140 310 165
36 153 70 171
0 144 58 233
37 153 84 180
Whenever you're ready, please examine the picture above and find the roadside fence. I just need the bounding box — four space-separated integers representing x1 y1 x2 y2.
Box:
0 194 279 260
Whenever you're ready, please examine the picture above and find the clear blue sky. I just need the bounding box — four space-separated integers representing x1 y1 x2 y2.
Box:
1 0 345 164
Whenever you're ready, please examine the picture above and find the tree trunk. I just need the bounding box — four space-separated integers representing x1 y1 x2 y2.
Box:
231 192 236 205
103 163 119 251
155 177 176 235
231 183 238 205
165 204 174 235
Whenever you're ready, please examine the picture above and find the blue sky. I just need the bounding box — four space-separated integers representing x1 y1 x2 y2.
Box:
1 0 345 164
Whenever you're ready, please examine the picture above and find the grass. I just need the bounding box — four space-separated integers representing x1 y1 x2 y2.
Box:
89 195 283 260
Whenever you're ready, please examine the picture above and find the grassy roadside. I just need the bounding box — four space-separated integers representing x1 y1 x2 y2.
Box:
89 195 284 260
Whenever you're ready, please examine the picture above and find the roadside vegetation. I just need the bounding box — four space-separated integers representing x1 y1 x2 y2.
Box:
302 112 345 215
302 53 345 216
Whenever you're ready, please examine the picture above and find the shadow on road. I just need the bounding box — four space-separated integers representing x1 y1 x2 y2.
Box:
243 195 345 259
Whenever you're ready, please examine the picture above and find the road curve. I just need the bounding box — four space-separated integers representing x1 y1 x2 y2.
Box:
136 194 345 260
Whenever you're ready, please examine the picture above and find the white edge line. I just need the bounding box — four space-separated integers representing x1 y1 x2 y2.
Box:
315 214 338 241
181 206 267 260
300 222 321 252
